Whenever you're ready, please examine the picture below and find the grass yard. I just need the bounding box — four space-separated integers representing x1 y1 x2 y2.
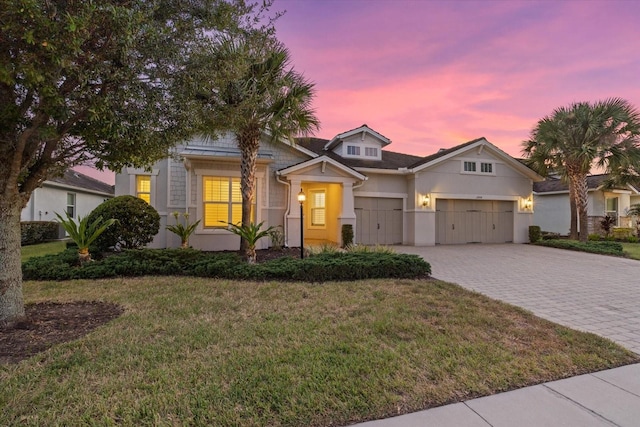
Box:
21 240 66 262
622 242 640 260
1 277 636 426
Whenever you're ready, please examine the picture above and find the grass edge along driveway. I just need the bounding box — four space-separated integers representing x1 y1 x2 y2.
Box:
2 276 637 427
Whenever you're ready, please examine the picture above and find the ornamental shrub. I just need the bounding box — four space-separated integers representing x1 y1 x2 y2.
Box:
20 221 59 245
528 225 541 243
341 224 353 248
87 196 160 250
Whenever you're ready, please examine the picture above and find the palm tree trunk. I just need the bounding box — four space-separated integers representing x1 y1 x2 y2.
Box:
0 193 25 326
571 173 589 242
568 183 578 240
238 126 261 258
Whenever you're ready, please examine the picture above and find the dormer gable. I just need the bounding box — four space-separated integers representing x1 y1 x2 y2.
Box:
323 124 391 161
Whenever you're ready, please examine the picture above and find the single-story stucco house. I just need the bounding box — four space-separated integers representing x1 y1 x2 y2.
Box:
21 169 115 223
115 125 542 250
533 174 640 236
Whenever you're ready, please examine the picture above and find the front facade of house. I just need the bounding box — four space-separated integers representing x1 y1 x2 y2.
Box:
533 175 640 235
21 170 115 223
115 125 541 249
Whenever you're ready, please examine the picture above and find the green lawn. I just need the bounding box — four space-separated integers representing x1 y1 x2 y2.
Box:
622 242 640 260
21 240 67 262
1 277 636 426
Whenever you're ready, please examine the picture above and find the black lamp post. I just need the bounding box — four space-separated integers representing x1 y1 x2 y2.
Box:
298 189 305 259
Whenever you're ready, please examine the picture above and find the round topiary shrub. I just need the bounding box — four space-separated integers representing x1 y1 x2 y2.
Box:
88 195 160 251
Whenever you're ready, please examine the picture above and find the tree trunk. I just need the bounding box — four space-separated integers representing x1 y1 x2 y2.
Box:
571 173 590 242
569 184 578 240
0 195 25 326
238 127 261 259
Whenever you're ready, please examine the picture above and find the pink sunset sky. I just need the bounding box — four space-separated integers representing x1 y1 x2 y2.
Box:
78 0 640 184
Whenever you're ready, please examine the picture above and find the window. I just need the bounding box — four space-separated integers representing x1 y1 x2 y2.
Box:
463 161 476 172
347 145 360 156
311 190 326 227
203 177 255 228
480 163 493 173
136 175 151 203
365 147 378 157
606 197 618 226
66 193 76 218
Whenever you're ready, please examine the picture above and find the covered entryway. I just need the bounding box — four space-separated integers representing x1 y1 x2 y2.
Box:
435 199 513 244
355 197 403 245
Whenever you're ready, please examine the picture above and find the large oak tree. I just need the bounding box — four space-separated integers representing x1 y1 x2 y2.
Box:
0 0 275 324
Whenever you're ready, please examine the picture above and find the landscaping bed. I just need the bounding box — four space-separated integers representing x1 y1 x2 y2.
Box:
22 247 431 282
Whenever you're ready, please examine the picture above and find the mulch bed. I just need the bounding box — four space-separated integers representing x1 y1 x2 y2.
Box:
0 301 124 365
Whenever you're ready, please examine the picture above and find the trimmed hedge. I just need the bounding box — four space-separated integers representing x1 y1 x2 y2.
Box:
528 226 541 243
535 239 624 256
21 221 59 245
23 249 431 282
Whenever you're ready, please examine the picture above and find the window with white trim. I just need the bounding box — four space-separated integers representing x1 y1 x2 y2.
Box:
365 147 378 157
66 193 76 218
463 161 476 172
203 177 255 228
136 175 151 203
605 197 618 226
310 190 326 227
347 145 360 156
480 162 493 173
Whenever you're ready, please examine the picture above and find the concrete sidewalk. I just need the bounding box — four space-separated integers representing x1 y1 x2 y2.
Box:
351 363 640 427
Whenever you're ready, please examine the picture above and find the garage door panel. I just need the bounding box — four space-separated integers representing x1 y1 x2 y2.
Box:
435 199 514 244
355 197 403 245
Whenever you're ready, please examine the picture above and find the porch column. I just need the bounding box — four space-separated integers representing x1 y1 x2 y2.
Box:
338 181 357 246
286 180 303 248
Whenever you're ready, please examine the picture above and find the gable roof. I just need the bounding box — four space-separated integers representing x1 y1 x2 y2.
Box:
534 174 640 194
409 137 543 181
47 170 114 195
323 124 392 151
297 137 421 170
276 155 367 181
408 138 485 169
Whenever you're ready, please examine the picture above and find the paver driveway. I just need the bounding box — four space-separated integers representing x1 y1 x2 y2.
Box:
394 244 640 354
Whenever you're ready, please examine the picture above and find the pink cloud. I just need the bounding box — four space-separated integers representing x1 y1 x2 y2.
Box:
277 0 640 159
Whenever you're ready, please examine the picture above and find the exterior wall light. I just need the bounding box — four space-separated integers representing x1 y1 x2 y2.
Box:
422 194 430 208
522 197 533 211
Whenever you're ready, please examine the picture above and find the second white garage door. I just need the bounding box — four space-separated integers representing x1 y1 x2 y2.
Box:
355 197 403 245
436 200 514 244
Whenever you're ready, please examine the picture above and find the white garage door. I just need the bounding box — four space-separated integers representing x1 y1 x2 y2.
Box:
355 197 403 245
435 200 513 244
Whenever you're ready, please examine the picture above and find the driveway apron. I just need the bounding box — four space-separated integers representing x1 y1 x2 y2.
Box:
394 244 640 354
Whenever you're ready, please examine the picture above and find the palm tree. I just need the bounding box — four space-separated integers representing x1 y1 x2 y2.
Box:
523 98 640 242
199 35 320 259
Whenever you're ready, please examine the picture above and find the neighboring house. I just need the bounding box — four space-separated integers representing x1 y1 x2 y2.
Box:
21 169 115 223
533 174 640 235
115 124 542 249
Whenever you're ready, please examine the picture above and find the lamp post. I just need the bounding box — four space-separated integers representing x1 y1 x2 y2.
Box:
298 189 305 259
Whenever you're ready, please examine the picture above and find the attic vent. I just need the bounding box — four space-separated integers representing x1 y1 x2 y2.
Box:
73 173 80 178
438 148 446 153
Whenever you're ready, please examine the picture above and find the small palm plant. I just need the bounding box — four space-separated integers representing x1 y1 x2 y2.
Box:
166 211 201 249
628 204 640 237
223 221 275 264
55 212 116 263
